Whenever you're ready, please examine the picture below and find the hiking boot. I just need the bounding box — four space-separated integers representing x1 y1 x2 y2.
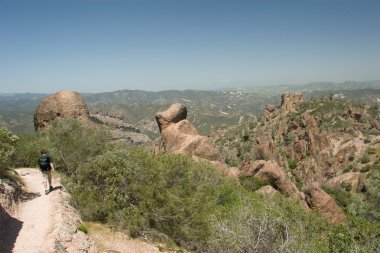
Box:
45 189 49 195
49 186 53 191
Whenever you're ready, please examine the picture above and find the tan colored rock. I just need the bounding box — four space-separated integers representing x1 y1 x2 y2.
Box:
264 104 280 119
327 172 362 191
157 104 220 161
34 91 90 131
304 183 346 223
241 160 308 208
256 185 278 196
334 145 357 164
281 93 303 112
155 103 187 132
293 140 307 160
255 136 274 160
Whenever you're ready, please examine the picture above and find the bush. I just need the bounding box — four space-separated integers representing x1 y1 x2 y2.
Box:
360 166 371 173
288 159 297 170
239 176 269 192
361 154 370 164
0 127 19 165
11 133 50 167
66 148 237 249
367 147 377 155
44 118 110 175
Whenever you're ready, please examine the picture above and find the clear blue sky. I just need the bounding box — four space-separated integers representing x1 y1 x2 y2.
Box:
0 0 379 93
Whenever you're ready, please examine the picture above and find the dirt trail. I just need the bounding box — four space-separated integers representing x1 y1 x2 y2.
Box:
1 168 58 253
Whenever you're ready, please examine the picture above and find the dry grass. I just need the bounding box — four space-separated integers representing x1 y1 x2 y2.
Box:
84 222 180 253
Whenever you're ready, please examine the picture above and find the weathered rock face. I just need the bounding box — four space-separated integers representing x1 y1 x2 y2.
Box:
155 103 187 132
241 160 308 208
156 104 220 161
0 178 21 221
255 135 274 160
34 91 90 131
304 183 347 223
281 93 303 112
42 186 97 252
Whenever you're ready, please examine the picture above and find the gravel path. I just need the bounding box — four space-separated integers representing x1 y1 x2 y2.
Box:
1 168 57 253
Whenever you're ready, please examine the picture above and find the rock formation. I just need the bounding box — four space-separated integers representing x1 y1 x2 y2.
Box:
241 160 308 209
0 178 21 222
281 92 303 112
155 103 220 161
34 91 90 131
304 183 347 223
42 188 97 252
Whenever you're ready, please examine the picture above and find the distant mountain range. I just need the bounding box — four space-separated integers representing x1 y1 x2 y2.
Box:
0 80 379 134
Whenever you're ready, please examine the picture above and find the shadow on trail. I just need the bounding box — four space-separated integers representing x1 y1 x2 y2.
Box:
46 185 63 195
20 191 41 201
0 205 23 253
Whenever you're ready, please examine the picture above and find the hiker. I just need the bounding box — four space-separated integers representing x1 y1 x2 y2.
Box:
38 149 55 195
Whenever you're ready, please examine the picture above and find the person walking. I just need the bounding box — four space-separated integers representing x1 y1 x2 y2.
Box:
38 149 55 195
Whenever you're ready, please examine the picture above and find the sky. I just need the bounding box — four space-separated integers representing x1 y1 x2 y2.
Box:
0 0 379 93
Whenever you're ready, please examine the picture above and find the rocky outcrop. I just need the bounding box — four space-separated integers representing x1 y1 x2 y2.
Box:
281 93 303 112
34 91 90 131
43 187 97 253
255 135 274 160
155 103 187 132
304 183 347 223
156 104 220 161
263 104 280 120
241 160 308 208
0 178 21 221
90 112 151 146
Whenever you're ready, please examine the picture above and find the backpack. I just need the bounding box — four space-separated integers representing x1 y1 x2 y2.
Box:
38 155 50 170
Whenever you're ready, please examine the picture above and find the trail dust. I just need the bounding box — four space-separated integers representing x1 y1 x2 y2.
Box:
1 168 60 253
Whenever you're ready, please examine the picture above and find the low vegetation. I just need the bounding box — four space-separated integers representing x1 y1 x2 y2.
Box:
2 114 380 252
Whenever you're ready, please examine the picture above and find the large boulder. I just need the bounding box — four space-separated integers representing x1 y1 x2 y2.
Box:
34 91 90 131
155 103 187 132
304 183 347 223
156 104 220 161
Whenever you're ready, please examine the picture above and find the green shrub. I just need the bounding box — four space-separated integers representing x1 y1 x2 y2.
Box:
323 186 352 209
0 126 19 180
44 118 110 175
239 176 269 192
66 148 236 249
360 154 370 164
367 147 377 155
343 164 353 173
288 159 297 170
0 127 19 165
77 224 88 234
360 166 371 173
11 133 50 167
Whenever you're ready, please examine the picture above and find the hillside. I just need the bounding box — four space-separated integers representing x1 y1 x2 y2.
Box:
1 81 380 135
214 93 380 222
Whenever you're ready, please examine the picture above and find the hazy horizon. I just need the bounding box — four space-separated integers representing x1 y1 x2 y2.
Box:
1 0 379 93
